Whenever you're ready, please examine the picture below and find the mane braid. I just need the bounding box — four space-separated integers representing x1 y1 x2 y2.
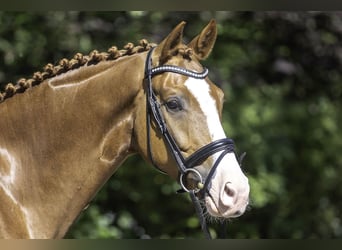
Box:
0 39 156 103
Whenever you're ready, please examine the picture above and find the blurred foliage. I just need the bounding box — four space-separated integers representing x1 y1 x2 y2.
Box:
0 11 341 238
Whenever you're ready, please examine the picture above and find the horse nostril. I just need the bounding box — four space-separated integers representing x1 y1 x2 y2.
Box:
219 182 237 208
224 182 236 198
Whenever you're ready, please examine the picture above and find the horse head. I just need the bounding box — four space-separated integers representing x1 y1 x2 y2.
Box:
133 20 250 219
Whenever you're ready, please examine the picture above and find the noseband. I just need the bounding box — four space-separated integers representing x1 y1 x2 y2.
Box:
144 47 237 239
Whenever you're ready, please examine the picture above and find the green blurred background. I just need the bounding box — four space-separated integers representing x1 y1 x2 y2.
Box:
0 11 341 238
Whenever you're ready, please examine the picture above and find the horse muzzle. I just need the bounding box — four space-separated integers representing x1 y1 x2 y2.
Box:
202 153 250 219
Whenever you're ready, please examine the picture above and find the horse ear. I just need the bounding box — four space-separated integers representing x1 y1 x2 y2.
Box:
188 19 217 60
154 21 186 64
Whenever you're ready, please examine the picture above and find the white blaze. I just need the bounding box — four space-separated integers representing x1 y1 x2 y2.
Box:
184 77 249 217
184 78 225 142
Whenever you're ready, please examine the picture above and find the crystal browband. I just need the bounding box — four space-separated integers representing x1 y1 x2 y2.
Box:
150 65 209 79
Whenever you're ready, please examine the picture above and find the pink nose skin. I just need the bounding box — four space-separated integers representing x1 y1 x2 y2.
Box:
219 182 248 217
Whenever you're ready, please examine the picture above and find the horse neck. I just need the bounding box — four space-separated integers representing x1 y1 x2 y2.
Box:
0 53 145 238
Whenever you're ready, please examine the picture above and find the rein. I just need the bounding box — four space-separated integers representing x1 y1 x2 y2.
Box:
144 47 237 239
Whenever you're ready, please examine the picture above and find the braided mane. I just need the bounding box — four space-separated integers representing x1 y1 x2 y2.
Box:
0 39 156 103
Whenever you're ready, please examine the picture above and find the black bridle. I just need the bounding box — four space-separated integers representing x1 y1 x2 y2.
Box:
144 47 237 239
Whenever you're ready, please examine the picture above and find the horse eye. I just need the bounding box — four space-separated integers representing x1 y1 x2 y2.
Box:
165 98 182 112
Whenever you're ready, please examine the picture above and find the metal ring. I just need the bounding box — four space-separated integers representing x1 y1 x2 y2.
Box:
179 168 204 193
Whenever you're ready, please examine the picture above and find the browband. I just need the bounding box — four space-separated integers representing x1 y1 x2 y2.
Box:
150 65 209 79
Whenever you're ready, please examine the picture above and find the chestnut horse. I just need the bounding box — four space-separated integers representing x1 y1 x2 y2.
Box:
0 19 249 238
